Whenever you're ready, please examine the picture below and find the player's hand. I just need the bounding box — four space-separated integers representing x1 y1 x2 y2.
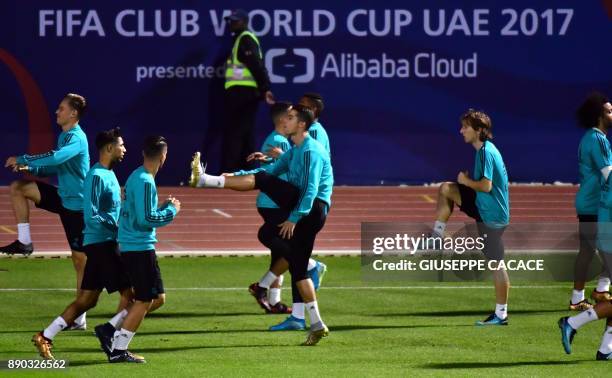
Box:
13 164 29 173
457 171 469 185
278 220 295 239
265 146 283 159
222 172 234 177
4 156 17 169
246 152 266 162
169 198 181 213
264 91 275 105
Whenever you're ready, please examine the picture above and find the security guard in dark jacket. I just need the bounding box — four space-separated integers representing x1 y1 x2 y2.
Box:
222 9 275 172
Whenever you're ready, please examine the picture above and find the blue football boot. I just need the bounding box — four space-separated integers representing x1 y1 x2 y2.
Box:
269 315 306 331
307 261 327 290
558 316 577 354
475 313 508 326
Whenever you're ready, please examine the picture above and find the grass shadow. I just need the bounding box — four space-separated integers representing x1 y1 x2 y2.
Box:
146 312 261 318
423 360 589 369
331 324 473 332
58 344 299 354
374 309 564 317
138 324 473 336
0 330 39 334
92 312 262 319
69 360 109 367
135 344 293 353
138 328 271 336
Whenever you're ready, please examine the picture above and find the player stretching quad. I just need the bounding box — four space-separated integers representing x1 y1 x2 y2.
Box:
190 104 333 345
2 93 90 330
32 128 132 360
109 136 180 363
427 109 511 326
570 92 612 311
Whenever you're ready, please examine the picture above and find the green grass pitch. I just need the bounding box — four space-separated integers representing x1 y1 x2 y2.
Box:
0 256 609 377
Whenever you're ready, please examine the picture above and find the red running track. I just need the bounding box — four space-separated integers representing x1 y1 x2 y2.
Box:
0 186 578 253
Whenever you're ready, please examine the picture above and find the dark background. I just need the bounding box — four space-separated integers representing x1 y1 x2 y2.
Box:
1 1 610 185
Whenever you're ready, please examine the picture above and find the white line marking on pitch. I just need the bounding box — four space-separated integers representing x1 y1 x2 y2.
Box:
0 285 568 292
212 209 232 218
0 249 578 258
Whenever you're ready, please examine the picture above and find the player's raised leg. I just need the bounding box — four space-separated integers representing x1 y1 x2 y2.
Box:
430 182 462 238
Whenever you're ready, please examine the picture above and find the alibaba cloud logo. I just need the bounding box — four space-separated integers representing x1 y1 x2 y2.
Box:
265 48 315 84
